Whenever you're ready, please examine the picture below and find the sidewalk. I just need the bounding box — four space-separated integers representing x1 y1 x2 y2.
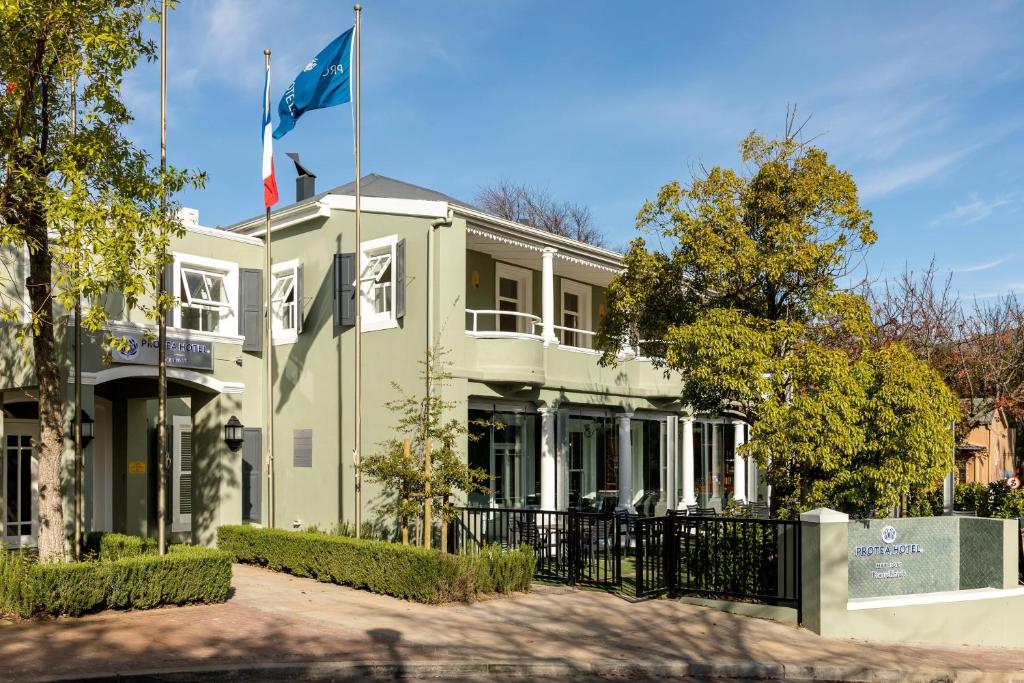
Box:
2 563 1023 681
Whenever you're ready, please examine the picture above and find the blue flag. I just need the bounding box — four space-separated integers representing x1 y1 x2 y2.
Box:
273 28 353 139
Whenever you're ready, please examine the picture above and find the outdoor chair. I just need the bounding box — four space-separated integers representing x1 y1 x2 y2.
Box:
748 502 770 519
697 506 717 517
685 504 700 516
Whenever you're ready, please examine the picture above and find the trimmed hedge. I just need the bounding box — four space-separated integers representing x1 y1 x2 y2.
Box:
0 545 232 618
218 525 534 603
83 531 157 561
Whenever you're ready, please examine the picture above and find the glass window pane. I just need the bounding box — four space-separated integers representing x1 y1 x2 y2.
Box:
564 293 579 312
19 449 30 524
499 278 518 299
182 271 204 301
271 273 293 300
6 446 17 525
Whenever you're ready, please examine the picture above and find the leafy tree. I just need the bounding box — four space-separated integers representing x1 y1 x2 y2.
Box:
0 0 202 560
597 117 958 515
360 346 488 548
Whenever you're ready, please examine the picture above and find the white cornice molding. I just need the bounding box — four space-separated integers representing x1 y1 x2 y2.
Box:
184 224 264 246
78 367 244 394
228 200 332 237
321 195 448 218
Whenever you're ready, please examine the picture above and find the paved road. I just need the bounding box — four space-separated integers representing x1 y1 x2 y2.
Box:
2 564 1023 681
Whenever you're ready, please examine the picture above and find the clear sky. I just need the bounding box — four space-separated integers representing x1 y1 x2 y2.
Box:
125 1 1024 299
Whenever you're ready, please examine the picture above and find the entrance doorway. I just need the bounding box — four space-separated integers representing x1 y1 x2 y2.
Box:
91 398 113 532
3 419 38 548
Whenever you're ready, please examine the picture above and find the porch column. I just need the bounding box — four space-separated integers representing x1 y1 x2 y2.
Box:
617 412 633 510
733 420 746 503
539 406 556 510
681 416 696 506
541 248 558 345
666 415 678 509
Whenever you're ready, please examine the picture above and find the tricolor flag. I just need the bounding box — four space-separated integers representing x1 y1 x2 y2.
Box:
262 63 279 208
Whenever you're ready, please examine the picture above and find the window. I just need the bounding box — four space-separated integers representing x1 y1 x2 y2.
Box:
494 263 533 334
173 253 238 335
560 279 592 348
271 260 302 343
359 236 399 331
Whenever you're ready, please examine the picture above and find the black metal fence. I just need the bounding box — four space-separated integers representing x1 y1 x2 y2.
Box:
448 507 621 587
449 506 801 621
635 512 801 615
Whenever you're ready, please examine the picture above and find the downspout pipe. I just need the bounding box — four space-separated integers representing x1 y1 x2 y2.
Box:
426 208 454 395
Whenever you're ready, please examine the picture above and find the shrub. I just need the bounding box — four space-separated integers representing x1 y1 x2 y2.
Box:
955 482 989 515
218 525 533 603
0 544 231 618
954 480 1024 519
83 532 157 561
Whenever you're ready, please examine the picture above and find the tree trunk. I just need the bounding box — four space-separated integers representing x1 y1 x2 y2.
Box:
27 215 66 562
440 494 448 554
423 440 432 550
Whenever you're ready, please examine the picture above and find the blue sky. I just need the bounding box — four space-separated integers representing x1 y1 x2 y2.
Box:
125 1 1024 299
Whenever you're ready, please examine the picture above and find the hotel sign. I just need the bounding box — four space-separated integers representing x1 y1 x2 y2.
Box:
111 333 214 371
848 518 957 599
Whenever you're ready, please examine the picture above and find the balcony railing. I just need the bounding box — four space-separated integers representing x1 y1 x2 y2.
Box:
553 324 595 350
465 309 543 339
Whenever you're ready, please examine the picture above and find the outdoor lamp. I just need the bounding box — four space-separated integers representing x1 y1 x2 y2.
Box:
224 416 245 451
71 410 94 448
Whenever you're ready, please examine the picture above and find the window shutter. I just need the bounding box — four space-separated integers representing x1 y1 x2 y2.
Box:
239 268 263 352
334 253 356 327
241 428 262 523
395 238 406 320
295 263 304 334
172 419 193 532
293 429 313 467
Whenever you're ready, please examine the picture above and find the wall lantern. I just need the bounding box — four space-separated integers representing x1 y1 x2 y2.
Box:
224 416 245 451
470 270 480 288
71 410 94 448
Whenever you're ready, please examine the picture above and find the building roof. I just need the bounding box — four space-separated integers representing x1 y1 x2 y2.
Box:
961 398 1001 426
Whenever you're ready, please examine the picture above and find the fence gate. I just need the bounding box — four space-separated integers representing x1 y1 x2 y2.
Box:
449 507 621 588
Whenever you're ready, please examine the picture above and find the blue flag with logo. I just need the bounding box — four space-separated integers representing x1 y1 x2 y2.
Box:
273 28 353 139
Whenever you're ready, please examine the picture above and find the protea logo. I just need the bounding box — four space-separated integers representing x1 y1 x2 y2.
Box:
303 58 318 72
881 525 897 544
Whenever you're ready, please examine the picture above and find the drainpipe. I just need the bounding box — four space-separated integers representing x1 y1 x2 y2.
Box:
427 208 454 385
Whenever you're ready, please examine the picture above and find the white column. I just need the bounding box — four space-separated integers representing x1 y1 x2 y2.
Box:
681 417 696 506
748 453 759 503
540 406 556 510
733 420 746 503
541 248 557 345
665 415 678 509
617 412 633 510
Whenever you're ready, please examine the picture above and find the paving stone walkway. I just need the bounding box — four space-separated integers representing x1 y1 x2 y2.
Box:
2 564 1023 681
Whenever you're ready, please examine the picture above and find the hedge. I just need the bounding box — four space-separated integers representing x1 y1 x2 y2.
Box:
0 545 232 618
218 525 534 603
83 531 157 561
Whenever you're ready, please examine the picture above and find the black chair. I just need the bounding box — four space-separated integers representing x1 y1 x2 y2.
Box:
685 504 700 516
697 506 717 517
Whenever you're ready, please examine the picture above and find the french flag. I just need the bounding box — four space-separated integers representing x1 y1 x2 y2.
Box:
262 64 279 208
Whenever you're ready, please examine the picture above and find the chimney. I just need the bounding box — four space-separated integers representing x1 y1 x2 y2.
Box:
176 207 199 228
286 152 316 202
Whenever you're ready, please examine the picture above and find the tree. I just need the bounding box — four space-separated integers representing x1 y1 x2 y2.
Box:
596 116 957 515
0 0 202 560
360 347 488 548
476 179 605 247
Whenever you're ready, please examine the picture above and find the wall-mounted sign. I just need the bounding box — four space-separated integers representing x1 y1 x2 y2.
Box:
127 460 147 475
111 333 213 371
848 518 957 599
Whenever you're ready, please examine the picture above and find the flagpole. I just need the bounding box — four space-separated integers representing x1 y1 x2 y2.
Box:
157 0 169 556
264 49 276 530
353 3 363 538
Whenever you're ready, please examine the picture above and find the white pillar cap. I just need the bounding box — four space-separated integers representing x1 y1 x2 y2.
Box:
799 508 849 523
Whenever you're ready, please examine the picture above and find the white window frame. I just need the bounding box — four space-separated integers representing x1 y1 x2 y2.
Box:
359 235 398 332
560 278 592 348
171 414 192 533
271 258 302 344
172 252 239 337
2 419 39 549
494 262 534 335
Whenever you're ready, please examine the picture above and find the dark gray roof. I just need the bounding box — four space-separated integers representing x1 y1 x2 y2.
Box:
223 173 474 230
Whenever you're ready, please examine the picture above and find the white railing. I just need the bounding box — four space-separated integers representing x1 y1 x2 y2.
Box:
552 324 595 350
465 309 543 339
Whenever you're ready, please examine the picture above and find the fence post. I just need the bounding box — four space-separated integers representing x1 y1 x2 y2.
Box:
568 508 578 586
665 509 677 597
634 516 644 596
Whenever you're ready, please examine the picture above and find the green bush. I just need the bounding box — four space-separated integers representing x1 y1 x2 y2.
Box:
218 525 533 603
954 480 1024 519
0 544 231 618
956 482 989 515
83 531 157 561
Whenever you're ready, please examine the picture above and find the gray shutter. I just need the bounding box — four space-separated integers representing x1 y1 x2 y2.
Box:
395 238 406 320
334 253 356 327
293 429 313 468
241 428 262 523
239 268 263 352
295 263 304 334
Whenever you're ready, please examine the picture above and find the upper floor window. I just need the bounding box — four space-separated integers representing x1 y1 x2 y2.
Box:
494 262 533 334
359 235 398 331
271 259 303 343
173 253 238 336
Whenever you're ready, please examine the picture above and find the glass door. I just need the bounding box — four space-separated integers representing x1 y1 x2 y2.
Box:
3 420 38 547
